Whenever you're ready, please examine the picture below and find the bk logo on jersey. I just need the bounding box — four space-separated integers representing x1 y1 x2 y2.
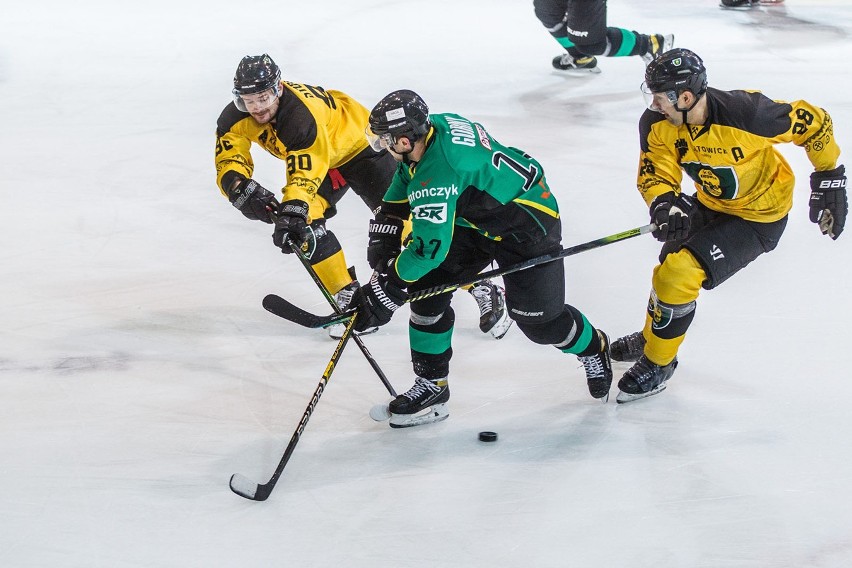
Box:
412 203 447 223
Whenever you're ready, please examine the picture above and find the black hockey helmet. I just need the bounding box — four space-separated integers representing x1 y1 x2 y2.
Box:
368 90 431 144
233 54 281 96
643 48 707 98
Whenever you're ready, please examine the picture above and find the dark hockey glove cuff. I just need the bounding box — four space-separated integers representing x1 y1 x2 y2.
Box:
227 179 279 224
650 192 696 242
352 270 407 332
367 214 405 270
809 165 847 240
272 199 310 252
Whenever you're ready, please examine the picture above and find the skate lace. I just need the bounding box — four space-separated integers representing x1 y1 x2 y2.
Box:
578 354 605 379
470 282 494 315
403 377 441 401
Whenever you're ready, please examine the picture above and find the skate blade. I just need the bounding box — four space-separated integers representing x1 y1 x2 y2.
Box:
615 383 667 404
487 313 514 340
559 67 602 76
389 403 449 428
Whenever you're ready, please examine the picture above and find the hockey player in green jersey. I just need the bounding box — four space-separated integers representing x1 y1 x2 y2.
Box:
609 49 846 403
348 90 612 427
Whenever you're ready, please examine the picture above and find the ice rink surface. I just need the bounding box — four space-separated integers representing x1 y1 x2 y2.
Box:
2 1 851 566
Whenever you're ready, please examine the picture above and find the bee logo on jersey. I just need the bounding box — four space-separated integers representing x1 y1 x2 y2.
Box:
648 296 673 331
683 162 739 200
412 203 447 223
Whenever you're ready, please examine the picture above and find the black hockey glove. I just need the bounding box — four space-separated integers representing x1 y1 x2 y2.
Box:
366 214 405 270
227 179 279 224
650 192 696 242
350 268 407 332
809 165 847 240
272 199 310 253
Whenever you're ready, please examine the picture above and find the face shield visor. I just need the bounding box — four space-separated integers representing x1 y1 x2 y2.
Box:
365 126 396 152
233 84 281 113
640 81 678 112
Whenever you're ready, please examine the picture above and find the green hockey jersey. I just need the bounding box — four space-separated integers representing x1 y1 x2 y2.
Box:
381 113 561 284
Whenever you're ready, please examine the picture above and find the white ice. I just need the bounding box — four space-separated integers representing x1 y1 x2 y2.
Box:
2 1 851 566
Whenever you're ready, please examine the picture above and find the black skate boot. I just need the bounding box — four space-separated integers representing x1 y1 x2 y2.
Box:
469 280 513 339
610 331 646 362
616 355 678 404
641 33 675 64
577 330 613 401
388 376 450 428
720 0 758 8
552 53 601 75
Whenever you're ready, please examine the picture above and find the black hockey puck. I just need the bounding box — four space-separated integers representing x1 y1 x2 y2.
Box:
478 431 498 442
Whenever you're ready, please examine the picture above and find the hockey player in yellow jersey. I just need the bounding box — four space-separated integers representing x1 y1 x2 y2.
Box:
214 54 512 340
611 48 846 403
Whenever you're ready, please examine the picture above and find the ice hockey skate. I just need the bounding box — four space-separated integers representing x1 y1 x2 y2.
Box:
610 331 646 362
616 355 678 403
577 330 613 401
552 54 601 75
468 280 513 339
642 34 675 64
720 0 783 8
327 280 378 339
388 376 450 428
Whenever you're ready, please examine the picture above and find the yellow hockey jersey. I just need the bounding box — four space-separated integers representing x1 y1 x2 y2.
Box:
637 88 841 222
214 81 371 203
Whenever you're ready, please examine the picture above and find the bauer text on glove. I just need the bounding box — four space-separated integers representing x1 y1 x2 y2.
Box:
809 165 847 240
227 179 279 223
272 199 309 253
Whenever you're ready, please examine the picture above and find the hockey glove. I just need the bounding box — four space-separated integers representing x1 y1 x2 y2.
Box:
272 199 310 253
350 268 407 332
227 179 280 224
366 213 405 270
809 165 847 240
650 192 696 242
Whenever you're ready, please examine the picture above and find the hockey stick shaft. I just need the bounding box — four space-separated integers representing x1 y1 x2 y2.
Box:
229 313 358 501
287 240 397 398
406 223 656 302
262 223 655 329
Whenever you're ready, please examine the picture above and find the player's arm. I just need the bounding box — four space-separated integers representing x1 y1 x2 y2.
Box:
755 96 846 239
215 110 279 223
270 98 334 248
637 111 695 241
393 184 458 285
636 111 684 206
366 169 412 272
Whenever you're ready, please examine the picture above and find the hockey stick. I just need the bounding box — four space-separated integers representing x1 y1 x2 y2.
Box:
406 223 656 301
229 312 358 501
264 223 655 328
286 240 397 397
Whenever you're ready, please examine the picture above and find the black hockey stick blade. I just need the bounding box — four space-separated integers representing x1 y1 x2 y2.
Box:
262 294 354 328
229 472 270 501
230 313 358 501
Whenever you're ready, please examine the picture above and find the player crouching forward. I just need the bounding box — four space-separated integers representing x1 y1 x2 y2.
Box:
611 48 846 403
347 90 612 428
